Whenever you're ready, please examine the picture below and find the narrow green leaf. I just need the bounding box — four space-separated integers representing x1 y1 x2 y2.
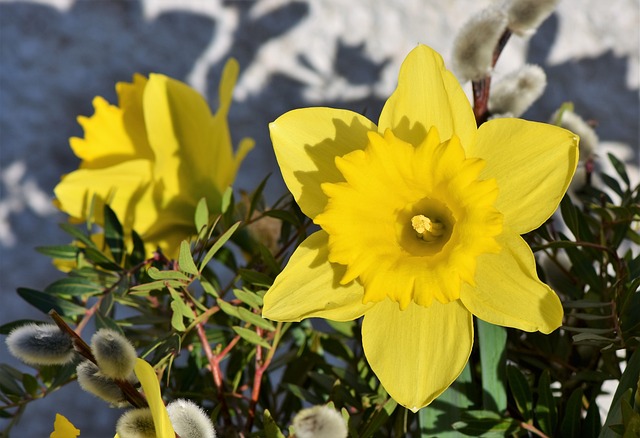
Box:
194 198 209 234
452 410 520 437
478 320 507 412
560 195 581 238
563 300 613 309
237 307 275 331
130 229 146 266
21 374 39 397
129 279 185 293
170 300 186 331
420 362 473 437
0 365 25 396
608 153 630 186
232 326 271 348
584 394 602 437
233 288 263 310
168 287 193 320
178 241 199 276
17 288 86 316
44 277 102 296
601 349 640 437
103 205 124 264
217 300 240 318
560 387 583 438
59 223 96 248
239 269 273 288
221 187 233 214
535 370 557 435
147 267 190 281
35 245 79 260
199 222 240 270
263 409 285 438
507 365 532 420
360 398 397 438
83 247 120 270
248 174 271 220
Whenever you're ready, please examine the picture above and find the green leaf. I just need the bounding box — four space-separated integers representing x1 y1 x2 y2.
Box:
608 153 630 187
233 288 263 310
420 362 473 437
35 245 78 260
170 300 187 331
561 195 581 239
83 247 120 270
130 229 146 266
560 387 583 438
217 300 240 318
263 209 301 226
601 349 640 437
21 374 39 397
535 370 557 435
239 268 273 288
232 326 271 348
17 288 86 316
0 365 25 397
129 279 185 293
178 241 199 276
199 222 240 270
103 204 124 264
59 223 96 248
263 409 285 438
194 198 209 234
247 174 271 220
507 365 532 420
584 394 602 437
44 277 102 296
452 410 520 437
221 186 233 214
237 307 275 331
360 398 397 438
147 267 190 281
478 320 507 412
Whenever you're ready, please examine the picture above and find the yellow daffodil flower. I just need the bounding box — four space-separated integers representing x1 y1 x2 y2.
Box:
54 60 253 258
50 413 80 438
262 44 579 411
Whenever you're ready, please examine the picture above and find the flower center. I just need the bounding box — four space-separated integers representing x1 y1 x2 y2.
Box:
411 215 443 242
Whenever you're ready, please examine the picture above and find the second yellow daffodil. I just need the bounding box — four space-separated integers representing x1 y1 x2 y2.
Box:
54 60 253 258
262 44 579 411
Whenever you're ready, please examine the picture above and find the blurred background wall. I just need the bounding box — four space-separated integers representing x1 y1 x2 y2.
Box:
1 0 638 435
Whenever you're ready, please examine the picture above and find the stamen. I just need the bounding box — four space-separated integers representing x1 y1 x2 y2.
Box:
411 215 444 242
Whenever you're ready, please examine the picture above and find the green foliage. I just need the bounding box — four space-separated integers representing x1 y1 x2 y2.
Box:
1 152 638 438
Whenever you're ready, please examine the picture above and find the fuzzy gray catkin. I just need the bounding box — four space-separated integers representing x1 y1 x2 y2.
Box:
116 408 156 438
292 405 348 438
6 323 75 366
452 6 508 82
167 399 216 438
90 328 137 380
76 360 130 407
489 64 547 117
504 0 560 36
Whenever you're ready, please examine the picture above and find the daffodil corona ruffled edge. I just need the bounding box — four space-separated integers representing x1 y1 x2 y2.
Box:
54 59 253 258
262 44 578 411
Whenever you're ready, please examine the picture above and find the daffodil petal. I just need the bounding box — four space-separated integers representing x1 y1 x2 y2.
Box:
262 231 373 322
270 108 377 219
54 159 156 229
459 231 563 333
467 118 579 233
134 358 175 438
50 413 80 438
378 44 476 148
361 299 473 411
